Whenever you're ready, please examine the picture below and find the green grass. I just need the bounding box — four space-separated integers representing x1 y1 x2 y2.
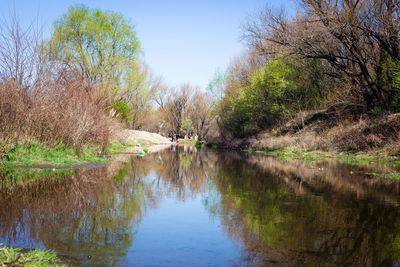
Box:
177 139 196 144
107 141 137 154
247 149 389 165
0 245 66 266
368 173 400 180
248 149 331 162
0 166 75 183
0 142 108 167
107 140 155 154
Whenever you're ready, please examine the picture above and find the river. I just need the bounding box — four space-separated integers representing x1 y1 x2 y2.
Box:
1 146 400 266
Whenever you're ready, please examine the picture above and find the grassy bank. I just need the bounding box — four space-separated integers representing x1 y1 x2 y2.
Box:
177 139 203 148
0 143 108 167
246 149 393 165
244 149 400 181
107 140 154 154
0 245 66 266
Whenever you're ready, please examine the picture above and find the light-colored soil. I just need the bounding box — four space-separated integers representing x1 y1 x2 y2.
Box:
115 129 172 144
114 144 172 157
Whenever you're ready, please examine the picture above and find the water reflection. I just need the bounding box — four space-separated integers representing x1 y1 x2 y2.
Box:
208 154 400 266
0 160 159 266
1 147 400 266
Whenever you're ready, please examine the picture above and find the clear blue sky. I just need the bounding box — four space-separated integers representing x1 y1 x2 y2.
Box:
1 0 296 89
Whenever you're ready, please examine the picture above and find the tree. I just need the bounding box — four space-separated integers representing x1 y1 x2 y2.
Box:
180 119 194 136
0 11 45 93
244 0 400 112
187 90 213 139
118 62 159 128
206 69 227 107
48 5 140 95
156 84 192 135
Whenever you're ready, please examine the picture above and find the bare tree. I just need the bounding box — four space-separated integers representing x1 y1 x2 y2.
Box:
244 0 400 111
156 84 192 135
0 10 43 93
187 90 213 139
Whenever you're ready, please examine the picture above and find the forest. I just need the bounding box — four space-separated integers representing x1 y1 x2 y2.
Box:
2 0 400 157
210 0 400 153
0 5 213 158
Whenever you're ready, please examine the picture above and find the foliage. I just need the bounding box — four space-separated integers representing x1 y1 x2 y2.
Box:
156 84 213 138
206 69 227 107
180 119 194 135
218 55 328 137
49 5 140 93
195 141 202 149
245 0 400 112
48 5 157 128
377 51 400 111
119 62 157 128
0 11 113 151
113 100 133 123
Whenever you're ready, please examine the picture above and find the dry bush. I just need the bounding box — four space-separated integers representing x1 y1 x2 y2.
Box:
0 77 114 151
324 115 400 153
0 12 115 151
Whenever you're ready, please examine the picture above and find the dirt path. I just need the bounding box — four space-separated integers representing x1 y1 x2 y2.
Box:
115 129 172 144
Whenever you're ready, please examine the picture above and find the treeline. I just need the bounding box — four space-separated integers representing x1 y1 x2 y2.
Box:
0 5 214 151
0 6 146 150
211 0 400 139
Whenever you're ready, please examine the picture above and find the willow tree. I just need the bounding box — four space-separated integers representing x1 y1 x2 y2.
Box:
48 5 141 96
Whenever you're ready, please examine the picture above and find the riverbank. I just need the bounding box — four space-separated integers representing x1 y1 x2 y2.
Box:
215 111 400 158
0 245 66 266
0 130 171 167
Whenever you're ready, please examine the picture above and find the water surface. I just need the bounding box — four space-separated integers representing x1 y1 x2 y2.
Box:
1 147 400 266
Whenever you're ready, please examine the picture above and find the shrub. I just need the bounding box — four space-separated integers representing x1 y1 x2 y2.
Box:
0 77 114 151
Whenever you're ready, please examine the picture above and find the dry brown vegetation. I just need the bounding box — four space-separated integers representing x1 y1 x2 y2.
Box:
0 11 119 151
208 0 400 154
154 83 214 138
0 77 114 150
228 111 400 154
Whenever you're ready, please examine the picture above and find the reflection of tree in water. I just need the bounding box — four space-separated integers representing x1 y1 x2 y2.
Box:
0 160 159 266
134 146 219 201
4 148 400 266
206 154 400 266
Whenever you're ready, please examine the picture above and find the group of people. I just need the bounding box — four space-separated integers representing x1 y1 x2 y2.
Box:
167 133 197 142
168 133 180 142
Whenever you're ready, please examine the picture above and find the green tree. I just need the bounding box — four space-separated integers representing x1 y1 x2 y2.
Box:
48 5 141 95
113 100 133 123
218 55 329 137
206 69 226 107
180 118 194 136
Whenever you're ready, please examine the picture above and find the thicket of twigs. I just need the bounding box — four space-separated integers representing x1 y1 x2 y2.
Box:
0 14 114 150
0 77 113 150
